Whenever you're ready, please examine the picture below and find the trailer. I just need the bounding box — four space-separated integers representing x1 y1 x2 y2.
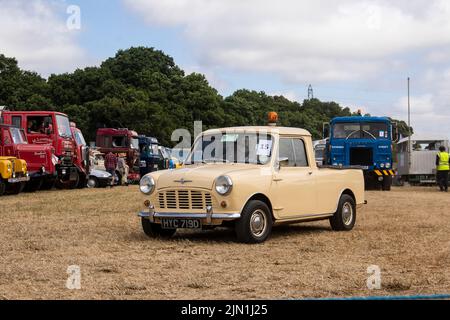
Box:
397 135 449 186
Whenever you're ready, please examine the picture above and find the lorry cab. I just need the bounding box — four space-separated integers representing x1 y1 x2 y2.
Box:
325 116 396 190
96 128 141 182
138 135 161 176
0 123 55 191
1 111 80 189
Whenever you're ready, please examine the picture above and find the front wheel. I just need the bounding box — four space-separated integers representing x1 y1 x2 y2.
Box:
0 179 6 196
330 194 356 231
382 176 392 191
141 218 176 238
86 176 98 188
235 200 273 243
7 182 25 195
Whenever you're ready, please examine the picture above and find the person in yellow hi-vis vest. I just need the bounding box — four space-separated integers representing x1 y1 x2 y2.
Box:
436 146 450 192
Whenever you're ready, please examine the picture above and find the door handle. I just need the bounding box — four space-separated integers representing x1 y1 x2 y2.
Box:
273 178 283 182
308 171 313 175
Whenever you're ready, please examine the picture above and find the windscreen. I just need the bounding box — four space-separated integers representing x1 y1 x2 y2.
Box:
333 122 389 139
10 127 27 144
56 115 72 139
74 130 87 146
186 133 273 165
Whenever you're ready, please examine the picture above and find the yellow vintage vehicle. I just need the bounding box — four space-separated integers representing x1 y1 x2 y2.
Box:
0 156 30 196
138 114 366 243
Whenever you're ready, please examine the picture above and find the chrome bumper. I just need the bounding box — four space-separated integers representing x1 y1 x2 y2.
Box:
8 176 30 183
138 205 241 225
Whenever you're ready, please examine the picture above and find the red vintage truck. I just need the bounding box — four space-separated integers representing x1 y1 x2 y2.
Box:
1 111 87 189
96 128 141 183
0 120 55 191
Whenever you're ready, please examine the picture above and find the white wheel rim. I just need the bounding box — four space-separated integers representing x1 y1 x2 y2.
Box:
342 202 353 226
250 209 267 237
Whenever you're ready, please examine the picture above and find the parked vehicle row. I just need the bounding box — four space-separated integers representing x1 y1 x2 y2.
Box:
0 107 177 195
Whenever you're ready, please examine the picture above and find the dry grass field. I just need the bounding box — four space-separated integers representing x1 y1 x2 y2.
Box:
0 186 449 300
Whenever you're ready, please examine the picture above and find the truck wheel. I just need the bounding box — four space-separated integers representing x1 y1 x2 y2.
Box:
382 176 392 191
0 179 6 196
7 182 25 195
25 179 43 193
56 171 79 190
86 177 98 188
77 174 87 189
141 218 176 238
235 200 273 243
40 179 55 190
330 194 356 231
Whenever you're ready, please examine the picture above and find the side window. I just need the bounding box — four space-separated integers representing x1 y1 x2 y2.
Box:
279 138 296 167
293 139 308 167
26 116 52 134
279 138 309 167
12 116 22 128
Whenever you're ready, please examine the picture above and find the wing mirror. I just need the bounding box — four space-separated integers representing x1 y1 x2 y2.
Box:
276 157 289 170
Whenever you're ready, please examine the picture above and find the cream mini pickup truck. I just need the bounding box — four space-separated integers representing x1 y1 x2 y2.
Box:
139 125 365 243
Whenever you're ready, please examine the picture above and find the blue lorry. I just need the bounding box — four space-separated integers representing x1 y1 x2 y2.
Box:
138 136 162 177
324 116 398 191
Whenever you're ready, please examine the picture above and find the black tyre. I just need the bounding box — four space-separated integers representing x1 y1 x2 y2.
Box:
55 171 79 190
25 179 43 193
40 179 55 190
86 176 98 188
235 200 273 243
7 182 25 195
141 218 176 238
0 178 6 196
382 176 392 191
330 194 356 231
77 174 87 189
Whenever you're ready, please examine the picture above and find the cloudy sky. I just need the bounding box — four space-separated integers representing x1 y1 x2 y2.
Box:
1 0 450 137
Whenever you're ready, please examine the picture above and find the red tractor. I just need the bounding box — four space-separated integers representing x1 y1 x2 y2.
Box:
96 128 141 183
0 123 55 191
1 111 87 189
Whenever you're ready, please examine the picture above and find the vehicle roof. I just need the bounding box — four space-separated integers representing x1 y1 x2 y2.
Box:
3 111 68 116
398 135 449 144
202 126 312 136
97 128 139 136
331 116 390 123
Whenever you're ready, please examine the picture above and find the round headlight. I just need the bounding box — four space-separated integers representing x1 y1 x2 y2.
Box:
140 175 155 195
385 163 391 169
380 163 385 168
215 176 233 196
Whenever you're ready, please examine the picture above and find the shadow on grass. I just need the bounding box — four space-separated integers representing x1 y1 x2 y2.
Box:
127 223 331 244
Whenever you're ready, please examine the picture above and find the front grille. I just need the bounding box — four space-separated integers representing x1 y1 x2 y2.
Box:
157 190 213 210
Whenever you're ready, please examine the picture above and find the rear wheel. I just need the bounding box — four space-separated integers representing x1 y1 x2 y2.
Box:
235 200 273 243
330 194 356 231
141 218 176 238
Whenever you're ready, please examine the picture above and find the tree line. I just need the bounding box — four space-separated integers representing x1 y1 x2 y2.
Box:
0 47 411 146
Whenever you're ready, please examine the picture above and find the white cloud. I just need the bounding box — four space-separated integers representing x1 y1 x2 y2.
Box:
0 0 87 76
124 0 450 82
